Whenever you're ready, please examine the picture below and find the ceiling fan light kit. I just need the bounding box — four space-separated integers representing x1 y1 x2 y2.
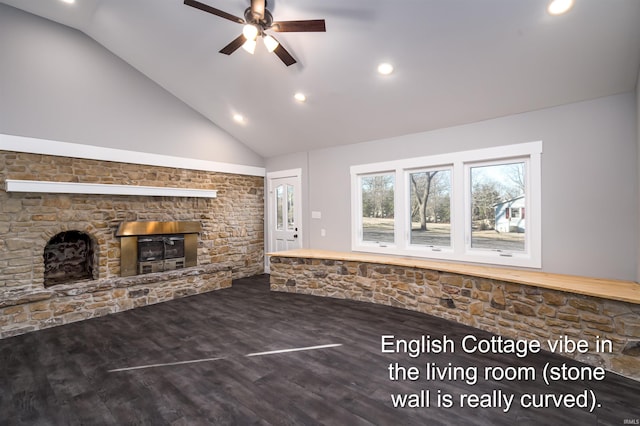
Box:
263 34 279 53
242 24 259 40
241 38 257 54
184 0 326 66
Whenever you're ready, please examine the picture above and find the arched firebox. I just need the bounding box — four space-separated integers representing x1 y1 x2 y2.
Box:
43 231 96 287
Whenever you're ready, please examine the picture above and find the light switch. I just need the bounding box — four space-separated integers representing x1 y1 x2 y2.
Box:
311 211 322 219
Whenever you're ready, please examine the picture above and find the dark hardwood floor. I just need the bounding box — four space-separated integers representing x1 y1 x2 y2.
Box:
1 274 638 425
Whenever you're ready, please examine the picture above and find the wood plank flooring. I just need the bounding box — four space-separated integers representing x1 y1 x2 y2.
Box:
0 274 638 425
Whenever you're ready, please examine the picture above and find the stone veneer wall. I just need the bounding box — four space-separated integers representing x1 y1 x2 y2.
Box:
269 256 640 381
0 150 264 338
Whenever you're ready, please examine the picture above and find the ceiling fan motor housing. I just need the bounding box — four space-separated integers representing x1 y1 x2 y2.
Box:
244 7 273 30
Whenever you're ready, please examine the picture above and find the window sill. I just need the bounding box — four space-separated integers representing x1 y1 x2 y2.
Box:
352 245 540 269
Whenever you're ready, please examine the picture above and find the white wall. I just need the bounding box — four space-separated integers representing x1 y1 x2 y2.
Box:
0 3 263 168
637 68 640 283
267 93 639 281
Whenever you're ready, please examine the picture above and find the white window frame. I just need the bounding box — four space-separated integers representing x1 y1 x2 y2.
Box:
353 171 398 252
404 165 454 254
463 156 538 267
350 141 542 268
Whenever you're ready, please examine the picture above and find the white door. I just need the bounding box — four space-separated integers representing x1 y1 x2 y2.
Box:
267 170 302 271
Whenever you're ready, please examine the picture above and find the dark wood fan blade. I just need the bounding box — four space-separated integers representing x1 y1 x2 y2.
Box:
219 34 247 55
250 0 265 20
184 0 244 24
273 43 297 66
272 19 326 32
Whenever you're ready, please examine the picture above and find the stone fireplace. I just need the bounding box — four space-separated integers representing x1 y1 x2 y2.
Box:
0 148 265 339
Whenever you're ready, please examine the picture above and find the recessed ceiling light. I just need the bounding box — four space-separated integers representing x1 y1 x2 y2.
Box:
547 0 574 15
294 93 307 102
233 114 245 123
60 0 76 4
377 63 394 76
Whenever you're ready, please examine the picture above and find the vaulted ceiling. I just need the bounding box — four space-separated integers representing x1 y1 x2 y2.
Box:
2 0 640 158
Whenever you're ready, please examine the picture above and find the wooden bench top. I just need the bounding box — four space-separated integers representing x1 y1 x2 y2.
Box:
268 249 640 305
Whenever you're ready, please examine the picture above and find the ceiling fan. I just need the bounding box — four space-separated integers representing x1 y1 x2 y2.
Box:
184 0 326 66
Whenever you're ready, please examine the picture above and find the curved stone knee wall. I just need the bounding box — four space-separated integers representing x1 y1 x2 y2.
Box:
269 256 640 381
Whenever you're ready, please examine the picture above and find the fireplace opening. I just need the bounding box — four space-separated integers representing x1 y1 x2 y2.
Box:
44 231 95 287
116 221 200 277
137 235 185 274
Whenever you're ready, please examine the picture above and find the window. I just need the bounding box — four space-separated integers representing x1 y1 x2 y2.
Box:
408 168 451 249
470 161 526 252
276 185 284 231
359 173 395 245
287 184 295 231
351 142 542 268
276 183 297 231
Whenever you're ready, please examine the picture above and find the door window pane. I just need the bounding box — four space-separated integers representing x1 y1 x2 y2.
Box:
470 162 526 252
361 174 395 244
409 169 451 247
276 185 284 231
287 184 295 230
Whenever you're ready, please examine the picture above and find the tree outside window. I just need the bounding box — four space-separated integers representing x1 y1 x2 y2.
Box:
409 169 451 247
361 174 394 244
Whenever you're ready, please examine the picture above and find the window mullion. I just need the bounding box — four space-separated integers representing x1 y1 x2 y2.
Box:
453 160 467 256
351 173 361 248
528 152 542 267
394 168 406 250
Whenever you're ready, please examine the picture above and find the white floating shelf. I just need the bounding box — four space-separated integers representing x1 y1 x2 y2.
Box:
4 179 217 198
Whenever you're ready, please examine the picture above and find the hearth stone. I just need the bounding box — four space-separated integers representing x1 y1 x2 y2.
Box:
0 263 232 339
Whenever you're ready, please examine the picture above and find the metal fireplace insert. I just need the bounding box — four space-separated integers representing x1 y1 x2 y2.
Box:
137 235 185 274
116 221 201 277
